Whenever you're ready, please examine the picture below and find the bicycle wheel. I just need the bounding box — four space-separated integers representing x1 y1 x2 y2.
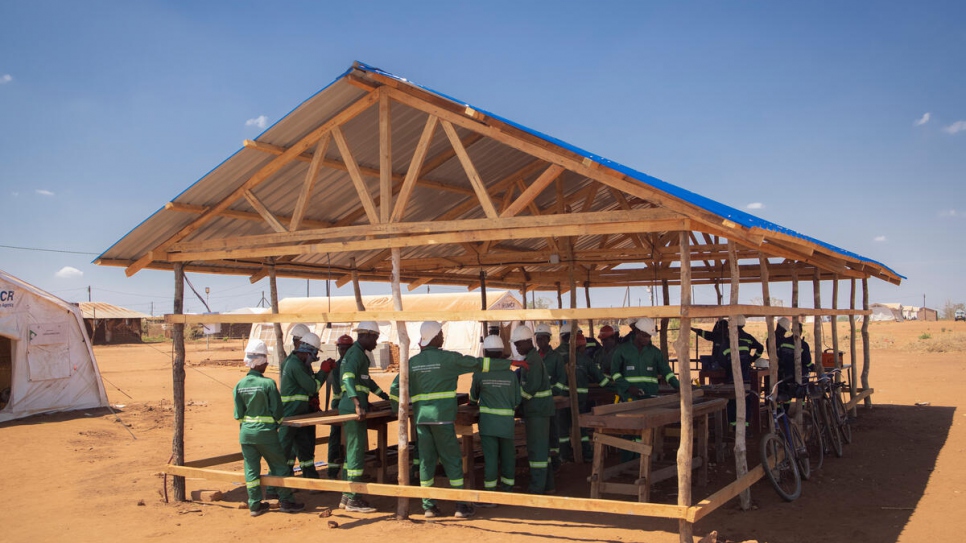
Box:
822 398 844 458
787 418 810 481
832 389 853 444
801 409 824 473
760 432 802 501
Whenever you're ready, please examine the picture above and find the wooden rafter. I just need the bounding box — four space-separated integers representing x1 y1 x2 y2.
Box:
379 91 392 223
243 190 287 233
164 202 332 230
501 164 564 218
331 125 380 224
290 133 331 231
440 120 498 219
391 115 438 222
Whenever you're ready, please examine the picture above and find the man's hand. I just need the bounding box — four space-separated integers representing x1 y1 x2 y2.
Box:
378 391 390 401
320 358 336 374
355 404 366 420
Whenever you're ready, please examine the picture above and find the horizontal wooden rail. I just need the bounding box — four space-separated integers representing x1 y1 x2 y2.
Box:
686 464 765 522
844 388 874 411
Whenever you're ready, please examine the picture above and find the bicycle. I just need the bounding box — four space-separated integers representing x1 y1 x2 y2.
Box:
810 372 844 458
760 379 806 501
822 366 853 444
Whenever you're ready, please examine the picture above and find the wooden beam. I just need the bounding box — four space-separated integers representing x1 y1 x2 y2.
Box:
290 133 330 231
164 201 332 231
391 114 437 222
124 90 378 277
243 190 287 233
440 120 499 219
379 91 392 224
501 164 565 218
686 465 765 522
331 125 380 224
407 277 432 291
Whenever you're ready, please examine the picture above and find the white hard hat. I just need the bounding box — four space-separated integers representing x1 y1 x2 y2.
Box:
634 317 656 336
296 332 321 352
735 315 747 327
483 335 505 352
419 321 443 347
777 317 791 331
511 325 535 343
290 323 310 340
534 323 552 336
354 321 380 334
244 340 268 367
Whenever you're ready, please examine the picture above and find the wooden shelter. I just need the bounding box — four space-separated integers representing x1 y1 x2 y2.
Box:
96 62 902 541
77 302 150 344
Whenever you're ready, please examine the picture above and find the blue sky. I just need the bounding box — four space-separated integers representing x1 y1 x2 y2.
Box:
1 1 964 317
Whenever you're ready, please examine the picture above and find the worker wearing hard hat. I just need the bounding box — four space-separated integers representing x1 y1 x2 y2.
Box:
776 317 813 382
610 318 680 401
534 324 565 470
408 321 512 520
721 315 764 383
558 331 613 460
277 331 335 482
554 326 580 463
593 325 618 378
233 340 305 517
470 334 521 499
511 325 556 495
325 334 355 479
338 321 391 514
289 323 311 351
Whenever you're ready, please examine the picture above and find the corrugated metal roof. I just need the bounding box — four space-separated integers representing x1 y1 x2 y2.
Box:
78 302 151 320
96 62 901 287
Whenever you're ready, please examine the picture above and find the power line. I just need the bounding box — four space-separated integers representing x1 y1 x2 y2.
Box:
0 244 99 256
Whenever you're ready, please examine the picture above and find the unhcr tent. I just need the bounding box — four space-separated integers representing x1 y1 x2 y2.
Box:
0 270 109 422
869 303 904 322
250 291 524 366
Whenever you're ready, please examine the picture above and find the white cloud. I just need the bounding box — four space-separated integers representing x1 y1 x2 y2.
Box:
939 209 958 218
874 235 887 242
245 115 268 129
0 74 11 84
55 266 83 279
36 189 55 196
944 120 966 134
746 202 764 210
914 112 930 126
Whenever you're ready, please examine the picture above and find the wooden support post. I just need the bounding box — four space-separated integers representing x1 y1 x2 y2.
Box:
567 259 583 464
557 282 563 309
350 257 365 312
726 240 750 510
849 279 858 414
480 270 488 341
832 276 840 373
791 267 802 391
676 232 695 542
759 254 778 434
584 281 594 340
268 261 285 363
861 278 872 408
813 269 824 377
172 263 186 501
661 279 671 364
391 248 410 518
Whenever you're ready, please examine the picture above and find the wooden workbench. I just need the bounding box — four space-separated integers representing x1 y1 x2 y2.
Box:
579 393 727 502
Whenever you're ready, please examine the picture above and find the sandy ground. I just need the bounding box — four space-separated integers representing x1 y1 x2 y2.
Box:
2 320 965 543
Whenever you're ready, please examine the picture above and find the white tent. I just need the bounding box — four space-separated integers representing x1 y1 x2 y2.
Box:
0 270 109 422
868 303 904 322
250 291 525 367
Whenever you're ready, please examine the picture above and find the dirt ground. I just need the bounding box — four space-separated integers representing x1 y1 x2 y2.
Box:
3 320 965 543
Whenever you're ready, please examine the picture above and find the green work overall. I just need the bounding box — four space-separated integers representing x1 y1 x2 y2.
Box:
337 343 387 500
470 368 521 491
278 352 328 478
520 348 555 494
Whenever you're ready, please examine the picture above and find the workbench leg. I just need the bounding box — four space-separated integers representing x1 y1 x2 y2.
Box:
638 429 654 502
713 410 726 463
377 426 387 484
654 427 665 462
590 436 605 499
461 434 475 489
697 413 709 487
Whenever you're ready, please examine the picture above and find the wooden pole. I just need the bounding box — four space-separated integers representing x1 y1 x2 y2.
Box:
812 269 824 377
660 279 671 363
557 282 563 309
726 240 750 509
172 263 186 501
350 257 365 312
268 261 285 363
480 270 488 342
584 281 594 340
831 276 840 372
791 267 802 389
759 254 778 434
861 278 872 408
676 232 694 542
567 259 583 464
849 279 858 414
391 248 411 518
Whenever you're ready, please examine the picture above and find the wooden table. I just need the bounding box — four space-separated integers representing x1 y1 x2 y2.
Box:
698 368 769 433
578 393 727 502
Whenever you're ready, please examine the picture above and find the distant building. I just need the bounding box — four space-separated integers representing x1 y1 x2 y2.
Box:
77 302 150 344
901 306 938 321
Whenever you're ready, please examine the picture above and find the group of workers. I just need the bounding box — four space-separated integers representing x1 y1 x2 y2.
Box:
231 317 683 518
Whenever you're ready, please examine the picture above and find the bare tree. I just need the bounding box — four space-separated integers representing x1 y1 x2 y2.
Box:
940 299 965 320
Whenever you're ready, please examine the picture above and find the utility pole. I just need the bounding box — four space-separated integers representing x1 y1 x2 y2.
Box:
88 286 91 302
151 301 154 317
205 287 210 351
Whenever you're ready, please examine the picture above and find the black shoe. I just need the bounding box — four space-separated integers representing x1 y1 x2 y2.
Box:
454 504 475 519
423 505 443 518
338 494 349 509
249 502 270 517
344 498 377 513
279 500 305 513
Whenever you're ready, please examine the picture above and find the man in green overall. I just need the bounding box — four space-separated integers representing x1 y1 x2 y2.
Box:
511 325 555 495
559 331 613 460
338 321 390 513
470 334 521 501
232 340 305 516
409 321 512 519
534 324 565 469
278 332 335 482
325 334 355 479
611 317 680 401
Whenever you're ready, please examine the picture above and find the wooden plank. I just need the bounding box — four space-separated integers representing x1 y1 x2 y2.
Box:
165 201 332 230
500 163 565 218
290 133 330 231
844 388 874 411
391 114 437 222
331 125 380 224
593 432 653 456
379 91 392 224
592 391 704 416
281 409 394 427
598 482 642 496
243 190 287 233
686 464 765 523
163 463 690 519
649 457 703 484
440 119 498 219
124 90 378 277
